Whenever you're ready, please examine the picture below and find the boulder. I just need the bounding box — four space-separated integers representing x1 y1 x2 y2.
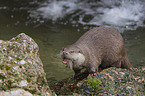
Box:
79 67 145 95
0 33 55 96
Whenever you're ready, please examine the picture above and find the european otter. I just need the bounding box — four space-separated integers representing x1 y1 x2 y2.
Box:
60 27 132 76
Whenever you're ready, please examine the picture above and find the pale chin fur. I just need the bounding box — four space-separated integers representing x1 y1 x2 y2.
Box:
71 53 85 69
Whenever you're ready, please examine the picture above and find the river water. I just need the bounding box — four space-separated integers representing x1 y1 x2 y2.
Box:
0 0 145 82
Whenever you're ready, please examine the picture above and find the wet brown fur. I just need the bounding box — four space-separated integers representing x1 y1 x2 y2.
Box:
62 27 132 76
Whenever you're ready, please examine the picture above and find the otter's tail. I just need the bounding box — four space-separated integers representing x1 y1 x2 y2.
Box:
121 54 132 69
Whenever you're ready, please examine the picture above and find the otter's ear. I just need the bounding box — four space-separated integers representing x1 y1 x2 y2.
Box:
62 48 64 51
62 48 66 51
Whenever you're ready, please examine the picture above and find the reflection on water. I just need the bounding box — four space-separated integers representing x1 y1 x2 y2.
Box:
0 0 145 82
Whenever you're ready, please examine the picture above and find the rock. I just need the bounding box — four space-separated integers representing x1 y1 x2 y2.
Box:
0 88 33 96
80 67 145 95
51 67 145 95
0 33 55 96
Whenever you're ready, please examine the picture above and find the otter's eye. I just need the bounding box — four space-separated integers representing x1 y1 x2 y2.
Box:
66 52 69 55
70 51 74 53
62 48 64 51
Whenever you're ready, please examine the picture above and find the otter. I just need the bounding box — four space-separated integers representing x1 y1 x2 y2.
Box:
60 27 132 76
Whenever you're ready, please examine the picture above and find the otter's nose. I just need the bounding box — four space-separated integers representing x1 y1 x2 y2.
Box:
62 51 69 56
63 52 65 56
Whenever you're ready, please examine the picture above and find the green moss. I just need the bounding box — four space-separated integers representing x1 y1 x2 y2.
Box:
6 65 12 70
3 48 6 52
104 81 111 85
19 65 22 68
7 50 10 54
32 51 36 54
0 73 6 79
87 77 102 89
14 37 18 42
27 78 31 82
0 65 5 70
10 62 14 65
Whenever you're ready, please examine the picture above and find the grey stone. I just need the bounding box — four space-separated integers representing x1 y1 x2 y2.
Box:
0 88 33 96
0 33 55 96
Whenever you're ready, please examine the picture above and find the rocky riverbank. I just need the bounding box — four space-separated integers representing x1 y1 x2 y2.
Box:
0 33 144 96
50 67 145 95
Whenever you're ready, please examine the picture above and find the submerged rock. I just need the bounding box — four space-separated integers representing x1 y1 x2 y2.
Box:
0 33 55 96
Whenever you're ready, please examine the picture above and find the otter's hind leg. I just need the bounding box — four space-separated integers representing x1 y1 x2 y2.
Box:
73 69 89 80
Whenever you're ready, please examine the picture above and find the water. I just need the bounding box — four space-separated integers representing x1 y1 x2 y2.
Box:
0 0 145 82
30 0 145 32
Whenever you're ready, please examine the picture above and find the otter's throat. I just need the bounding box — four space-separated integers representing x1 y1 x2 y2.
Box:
72 53 85 68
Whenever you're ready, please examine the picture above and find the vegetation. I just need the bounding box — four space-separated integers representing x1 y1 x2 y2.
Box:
87 76 102 89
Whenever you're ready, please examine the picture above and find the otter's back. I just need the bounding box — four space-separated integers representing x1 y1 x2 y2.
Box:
74 27 124 56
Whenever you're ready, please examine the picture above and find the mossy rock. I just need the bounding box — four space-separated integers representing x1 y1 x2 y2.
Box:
80 67 145 95
0 33 55 96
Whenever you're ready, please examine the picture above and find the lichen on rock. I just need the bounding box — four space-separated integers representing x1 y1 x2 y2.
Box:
0 33 55 96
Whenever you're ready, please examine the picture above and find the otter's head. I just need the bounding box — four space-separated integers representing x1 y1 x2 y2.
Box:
60 48 85 70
